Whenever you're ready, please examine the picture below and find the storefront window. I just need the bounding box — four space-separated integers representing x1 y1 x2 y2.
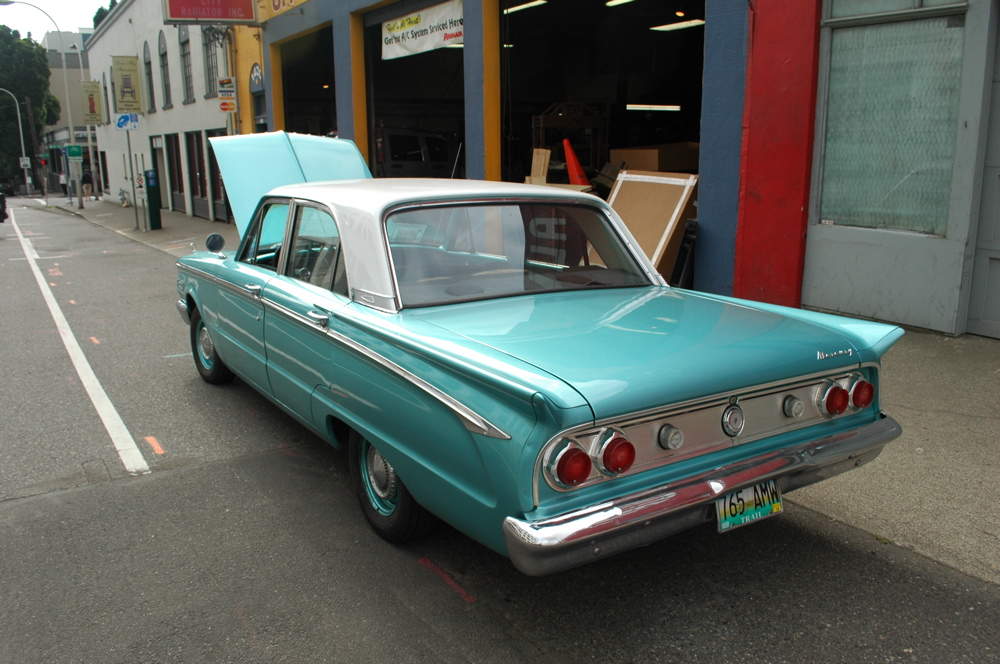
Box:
818 15 964 235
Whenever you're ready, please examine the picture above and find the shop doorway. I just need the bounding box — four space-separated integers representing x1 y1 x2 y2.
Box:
500 0 704 183
365 20 465 178
280 27 338 137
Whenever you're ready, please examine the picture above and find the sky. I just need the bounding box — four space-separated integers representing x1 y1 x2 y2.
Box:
0 0 109 43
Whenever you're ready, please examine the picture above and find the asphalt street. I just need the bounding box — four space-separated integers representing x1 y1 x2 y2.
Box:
0 199 997 663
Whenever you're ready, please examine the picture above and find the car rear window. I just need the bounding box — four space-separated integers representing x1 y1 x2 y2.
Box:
386 203 651 308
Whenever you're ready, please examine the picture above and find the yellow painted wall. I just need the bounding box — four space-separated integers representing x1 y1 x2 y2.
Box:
231 24 264 135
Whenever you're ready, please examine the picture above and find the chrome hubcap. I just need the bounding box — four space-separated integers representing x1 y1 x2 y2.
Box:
365 445 397 500
198 326 214 361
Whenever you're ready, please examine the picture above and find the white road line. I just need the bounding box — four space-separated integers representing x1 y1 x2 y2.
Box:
10 211 150 475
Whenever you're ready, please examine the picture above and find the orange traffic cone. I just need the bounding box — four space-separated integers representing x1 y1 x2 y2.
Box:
563 139 589 186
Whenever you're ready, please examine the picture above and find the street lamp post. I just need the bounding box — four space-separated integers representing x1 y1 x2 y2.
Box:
0 0 80 208
0 87 31 195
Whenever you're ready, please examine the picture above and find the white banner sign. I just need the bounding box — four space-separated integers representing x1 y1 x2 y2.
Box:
382 0 463 61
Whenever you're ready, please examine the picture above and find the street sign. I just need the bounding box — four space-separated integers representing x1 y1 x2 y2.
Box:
115 113 140 131
19 157 30 169
67 145 83 163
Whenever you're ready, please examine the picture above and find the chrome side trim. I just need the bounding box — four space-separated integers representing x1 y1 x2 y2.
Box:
325 323 511 440
504 415 902 576
176 262 217 282
262 297 510 440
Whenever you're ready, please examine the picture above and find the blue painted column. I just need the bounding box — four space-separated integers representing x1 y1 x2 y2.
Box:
694 0 748 296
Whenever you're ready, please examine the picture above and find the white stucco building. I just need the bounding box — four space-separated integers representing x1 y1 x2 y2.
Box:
86 0 233 221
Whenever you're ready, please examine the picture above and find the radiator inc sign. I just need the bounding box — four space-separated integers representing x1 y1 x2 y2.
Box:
163 0 257 24
382 0 463 61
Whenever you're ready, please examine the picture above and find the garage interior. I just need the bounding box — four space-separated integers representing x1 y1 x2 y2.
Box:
500 0 705 183
276 0 705 184
279 27 338 137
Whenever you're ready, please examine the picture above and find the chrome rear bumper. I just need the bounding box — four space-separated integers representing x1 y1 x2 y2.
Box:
503 415 902 576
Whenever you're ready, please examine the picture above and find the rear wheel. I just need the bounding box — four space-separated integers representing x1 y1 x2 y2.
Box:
190 307 234 385
348 431 437 543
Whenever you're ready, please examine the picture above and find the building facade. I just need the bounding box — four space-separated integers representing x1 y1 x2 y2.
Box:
86 0 234 220
81 0 1000 339
40 29 100 197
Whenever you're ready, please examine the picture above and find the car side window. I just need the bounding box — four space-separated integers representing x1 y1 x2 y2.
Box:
239 201 289 271
286 205 344 292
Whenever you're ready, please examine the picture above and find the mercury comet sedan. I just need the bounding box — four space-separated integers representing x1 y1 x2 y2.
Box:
176 132 903 575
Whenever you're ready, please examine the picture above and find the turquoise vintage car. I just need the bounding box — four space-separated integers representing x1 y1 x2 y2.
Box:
176 132 903 575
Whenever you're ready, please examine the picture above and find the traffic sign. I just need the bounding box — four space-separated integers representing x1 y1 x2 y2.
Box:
115 113 140 131
67 145 83 163
19 157 30 169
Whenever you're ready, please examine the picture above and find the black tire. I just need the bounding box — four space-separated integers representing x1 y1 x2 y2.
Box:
190 307 234 385
348 430 437 543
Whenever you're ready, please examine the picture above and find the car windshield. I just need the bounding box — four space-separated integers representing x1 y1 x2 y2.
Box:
386 202 651 308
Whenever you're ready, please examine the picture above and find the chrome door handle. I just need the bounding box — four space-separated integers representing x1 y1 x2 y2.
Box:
306 310 329 328
242 284 262 299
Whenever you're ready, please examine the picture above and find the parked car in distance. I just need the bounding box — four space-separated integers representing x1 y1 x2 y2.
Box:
177 131 903 575
375 126 457 178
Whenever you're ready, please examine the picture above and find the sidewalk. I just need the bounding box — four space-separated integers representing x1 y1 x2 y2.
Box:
15 193 1000 587
29 192 241 258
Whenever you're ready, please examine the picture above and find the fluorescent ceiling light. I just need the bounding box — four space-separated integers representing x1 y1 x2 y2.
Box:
606 0 635 6
651 19 706 31
504 1 546 14
627 104 681 112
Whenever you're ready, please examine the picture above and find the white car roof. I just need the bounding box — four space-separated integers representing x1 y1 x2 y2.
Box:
267 177 600 210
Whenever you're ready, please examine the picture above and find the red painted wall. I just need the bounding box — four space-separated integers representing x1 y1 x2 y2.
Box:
733 0 821 306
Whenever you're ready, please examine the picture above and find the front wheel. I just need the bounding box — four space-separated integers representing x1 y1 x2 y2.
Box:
190 307 234 385
348 431 437 543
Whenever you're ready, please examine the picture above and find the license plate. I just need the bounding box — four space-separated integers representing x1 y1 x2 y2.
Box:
716 480 783 532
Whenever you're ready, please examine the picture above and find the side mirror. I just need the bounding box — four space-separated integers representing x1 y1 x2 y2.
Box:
205 233 226 253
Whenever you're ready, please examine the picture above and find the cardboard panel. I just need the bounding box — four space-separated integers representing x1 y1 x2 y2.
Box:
609 142 700 173
608 170 698 279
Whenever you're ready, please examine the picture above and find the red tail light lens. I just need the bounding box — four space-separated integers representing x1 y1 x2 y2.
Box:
555 447 592 486
822 385 849 416
602 435 636 474
851 380 875 409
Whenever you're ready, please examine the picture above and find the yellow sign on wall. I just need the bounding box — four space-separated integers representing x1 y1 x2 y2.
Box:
111 56 143 113
81 81 104 125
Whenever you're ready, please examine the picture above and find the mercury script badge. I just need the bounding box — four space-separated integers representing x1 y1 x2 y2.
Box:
817 348 853 360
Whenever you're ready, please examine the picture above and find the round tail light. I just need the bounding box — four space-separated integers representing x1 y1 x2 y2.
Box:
555 447 592 486
822 385 849 416
851 380 875 409
601 435 636 474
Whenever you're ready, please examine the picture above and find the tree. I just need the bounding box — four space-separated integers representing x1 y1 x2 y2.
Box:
0 25 58 188
94 0 118 29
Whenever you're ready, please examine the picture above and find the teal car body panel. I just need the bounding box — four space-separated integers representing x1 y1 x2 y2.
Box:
407 287 873 421
176 133 903 574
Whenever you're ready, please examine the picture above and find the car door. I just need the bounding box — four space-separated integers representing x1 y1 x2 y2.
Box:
261 202 351 423
210 199 291 394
